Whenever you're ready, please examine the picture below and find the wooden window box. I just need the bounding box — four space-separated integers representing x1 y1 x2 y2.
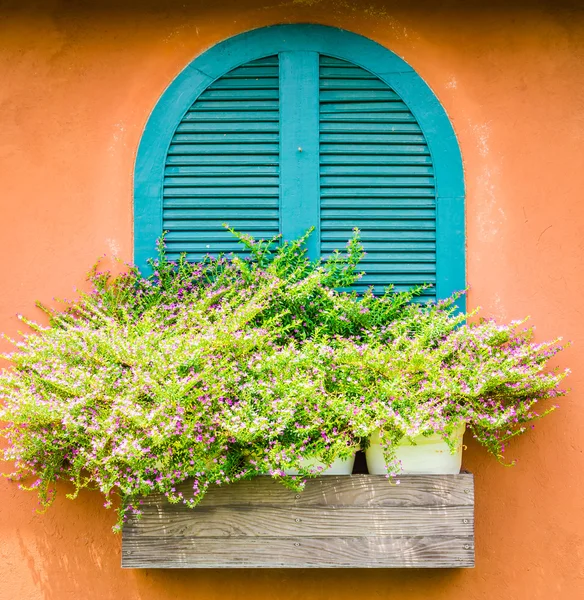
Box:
122 474 474 569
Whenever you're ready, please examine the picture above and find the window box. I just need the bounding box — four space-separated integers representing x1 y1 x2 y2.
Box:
122 473 474 568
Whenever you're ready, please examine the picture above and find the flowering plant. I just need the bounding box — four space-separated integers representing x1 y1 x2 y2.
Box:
324 309 567 472
0 230 568 529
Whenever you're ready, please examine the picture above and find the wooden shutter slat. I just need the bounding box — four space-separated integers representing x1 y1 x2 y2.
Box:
173 133 279 142
321 165 433 175
322 241 436 252
320 90 401 101
183 111 279 122
321 122 421 132
164 198 280 209
320 79 390 89
164 176 280 187
176 122 279 132
165 230 279 242
164 209 279 219
165 165 279 175
321 198 435 208
321 144 429 154
190 100 280 111
321 189 435 198
164 188 279 197
164 221 280 231
321 113 418 123
164 242 251 255
320 133 426 144
321 176 434 187
321 101 408 113
221 67 279 78
168 143 279 155
322 219 436 230
166 155 279 165
321 155 432 165
199 89 279 100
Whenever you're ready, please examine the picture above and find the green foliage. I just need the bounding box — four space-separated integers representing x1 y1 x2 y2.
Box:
0 229 569 530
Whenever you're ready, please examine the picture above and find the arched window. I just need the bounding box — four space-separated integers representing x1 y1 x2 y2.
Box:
134 24 465 303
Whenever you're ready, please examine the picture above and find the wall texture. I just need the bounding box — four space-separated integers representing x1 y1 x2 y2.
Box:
1 1 584 598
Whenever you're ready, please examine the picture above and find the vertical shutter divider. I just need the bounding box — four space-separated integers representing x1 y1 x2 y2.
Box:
279 51 321 260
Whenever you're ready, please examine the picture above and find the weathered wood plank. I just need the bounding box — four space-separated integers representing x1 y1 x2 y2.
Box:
122 535 475 569
124 505 474 538
122 474 475 569
136 474 474 508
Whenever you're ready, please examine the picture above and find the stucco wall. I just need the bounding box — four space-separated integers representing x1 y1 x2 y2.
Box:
1 1 584 598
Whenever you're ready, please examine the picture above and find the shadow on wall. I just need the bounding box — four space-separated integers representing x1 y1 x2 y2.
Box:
133 564 466 600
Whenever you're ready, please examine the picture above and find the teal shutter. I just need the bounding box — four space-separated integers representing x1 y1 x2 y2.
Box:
163 56 280 261
319 56 436 298
162 53 437 298
136 26 465 302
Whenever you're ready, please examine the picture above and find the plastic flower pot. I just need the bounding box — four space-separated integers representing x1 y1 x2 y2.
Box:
366 423 466 475
284 453 356 476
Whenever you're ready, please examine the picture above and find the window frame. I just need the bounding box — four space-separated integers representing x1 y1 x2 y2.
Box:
134 24 465 305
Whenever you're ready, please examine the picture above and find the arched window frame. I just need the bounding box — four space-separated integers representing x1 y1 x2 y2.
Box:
134 24 465 304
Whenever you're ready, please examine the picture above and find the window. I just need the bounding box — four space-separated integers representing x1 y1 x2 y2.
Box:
134 25 465 303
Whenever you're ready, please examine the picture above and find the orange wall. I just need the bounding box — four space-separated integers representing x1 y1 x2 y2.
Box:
1 1 584 598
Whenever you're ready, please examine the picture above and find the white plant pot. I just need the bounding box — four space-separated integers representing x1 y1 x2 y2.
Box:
366 423 466 475
284 453 356 476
